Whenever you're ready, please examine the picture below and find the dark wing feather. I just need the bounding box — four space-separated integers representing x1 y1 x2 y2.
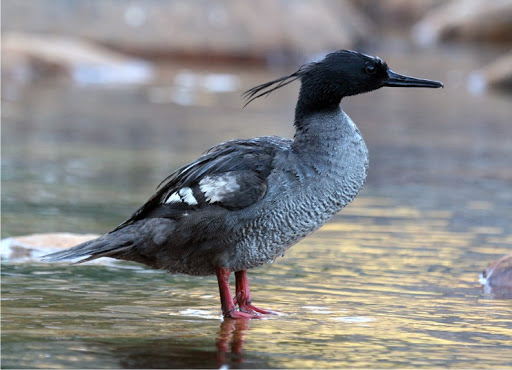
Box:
112 136 290 232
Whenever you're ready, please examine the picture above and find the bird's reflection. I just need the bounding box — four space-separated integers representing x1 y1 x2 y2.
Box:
86 317 262 369
216 317 250 366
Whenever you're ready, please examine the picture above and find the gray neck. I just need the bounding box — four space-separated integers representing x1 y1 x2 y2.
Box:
291 106 359 157
290 106 369 202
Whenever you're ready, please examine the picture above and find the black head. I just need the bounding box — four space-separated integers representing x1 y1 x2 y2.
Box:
243 50 443 118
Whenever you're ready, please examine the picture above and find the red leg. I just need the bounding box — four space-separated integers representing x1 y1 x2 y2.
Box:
234 270 275 315
216 267 253 319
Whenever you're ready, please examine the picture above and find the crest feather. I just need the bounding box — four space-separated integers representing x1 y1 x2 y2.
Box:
242 64 312 106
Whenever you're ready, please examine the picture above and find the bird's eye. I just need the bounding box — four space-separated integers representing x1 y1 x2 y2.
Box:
365 65 376 75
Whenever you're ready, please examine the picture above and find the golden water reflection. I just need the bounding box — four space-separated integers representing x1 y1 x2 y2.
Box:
2 194 511 368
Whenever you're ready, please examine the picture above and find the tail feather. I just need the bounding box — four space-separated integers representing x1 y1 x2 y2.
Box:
41 233 134 264
41 218 176 267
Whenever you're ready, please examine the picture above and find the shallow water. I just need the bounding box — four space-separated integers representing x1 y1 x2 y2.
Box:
2 45 512 368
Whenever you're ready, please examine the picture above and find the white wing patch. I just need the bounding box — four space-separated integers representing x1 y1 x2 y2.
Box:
164 187 198 205
163 174 240 206
199 174 240 203
165 192 181 203
179 187 198 205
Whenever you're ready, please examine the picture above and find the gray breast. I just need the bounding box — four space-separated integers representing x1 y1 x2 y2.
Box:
226 111 369 271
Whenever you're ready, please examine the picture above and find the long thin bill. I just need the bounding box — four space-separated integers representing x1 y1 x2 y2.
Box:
384 70 444 88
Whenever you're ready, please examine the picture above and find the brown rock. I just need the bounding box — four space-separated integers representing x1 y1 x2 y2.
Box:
2 0 373 62
481 255 512 288
480 254 512 297
353 0 443 27
481 51 512 91
1 33 153 84
413 0 512 45
467 51 512 94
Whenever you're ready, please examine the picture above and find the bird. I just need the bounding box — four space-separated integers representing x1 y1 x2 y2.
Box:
42 50 443 319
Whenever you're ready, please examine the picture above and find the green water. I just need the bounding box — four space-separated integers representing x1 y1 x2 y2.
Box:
2 46 511 368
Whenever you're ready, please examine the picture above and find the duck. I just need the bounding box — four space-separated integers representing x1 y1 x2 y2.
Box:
43 50 443 319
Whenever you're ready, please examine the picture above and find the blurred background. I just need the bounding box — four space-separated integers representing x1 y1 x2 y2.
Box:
2 0 511 237
2 1 512 368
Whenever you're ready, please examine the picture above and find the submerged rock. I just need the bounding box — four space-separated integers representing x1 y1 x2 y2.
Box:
479 254 512 297
1 232 99 263
413 0 512 45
